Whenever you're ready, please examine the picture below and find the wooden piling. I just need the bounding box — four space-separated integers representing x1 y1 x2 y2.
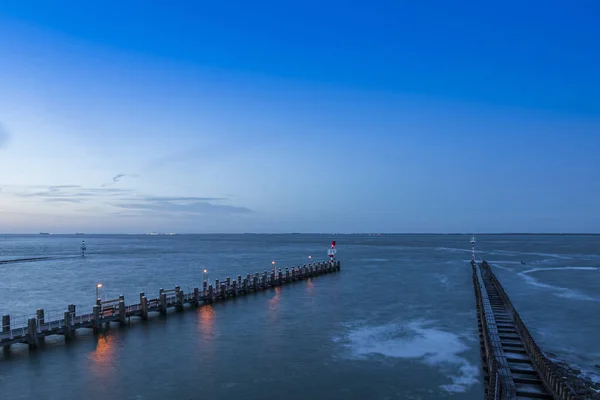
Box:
237 275 242 289
36 309 45 344
253 273 259 290
262 271 268 289
176 286 184 311
2 315 10 349
207 284 214 304
160 292 167 315
64 311 74 340
27 317 38 349
118 299 126 325
193 287 200 307
92 305 101 333
220 283 226 299
243 278 248 293
141 296 148 320
292 267 296 281
226 277 231 290
232 280 237 297
202 281 207 295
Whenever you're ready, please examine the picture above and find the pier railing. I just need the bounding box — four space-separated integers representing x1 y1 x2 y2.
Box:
480 261 580 400
472 261 516 399
1 260 340 349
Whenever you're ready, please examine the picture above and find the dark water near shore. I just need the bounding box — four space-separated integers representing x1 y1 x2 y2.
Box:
0 234 599 400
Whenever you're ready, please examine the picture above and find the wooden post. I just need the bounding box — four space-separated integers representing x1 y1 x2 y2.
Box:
175 286 184 311
226 277 231 291
262 271 268 289
1 315 9 350
36 309 45 324
309 264 314 276
292 267 296 281
203 281 207 296
215 280 220 298
270 269 275 285
253 273 259 290
160 292 167 316
118 299 126 325
93 305 101 333
27 318 38 349
193 287 200 307
68 304 76 317
141 296 148 320
278 268 283 285
243 278 248 293
63 311 73 340
220 283 226 299
232 280 237 297
207 284 214 304
140 292 145 306
238 275 242 289
285 267 290 282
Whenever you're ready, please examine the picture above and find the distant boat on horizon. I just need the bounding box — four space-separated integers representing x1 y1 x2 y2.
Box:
75 233 84 235
39 232 51 235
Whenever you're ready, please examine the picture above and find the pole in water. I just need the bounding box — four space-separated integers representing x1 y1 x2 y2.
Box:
470 235 476 262
81 240 87 257
328 240 337 262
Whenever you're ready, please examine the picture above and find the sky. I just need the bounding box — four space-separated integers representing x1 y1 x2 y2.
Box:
0 1 599 234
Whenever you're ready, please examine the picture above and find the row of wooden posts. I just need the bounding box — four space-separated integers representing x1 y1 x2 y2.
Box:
1 260 341 349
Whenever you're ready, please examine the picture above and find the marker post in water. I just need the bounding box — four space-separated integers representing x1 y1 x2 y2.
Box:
81 240 87 257
470 235 476 262
328 241 337 262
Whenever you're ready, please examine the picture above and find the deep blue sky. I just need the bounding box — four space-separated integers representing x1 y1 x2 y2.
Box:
0 1 599 233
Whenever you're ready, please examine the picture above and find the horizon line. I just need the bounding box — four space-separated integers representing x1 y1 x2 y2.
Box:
1 232 599 236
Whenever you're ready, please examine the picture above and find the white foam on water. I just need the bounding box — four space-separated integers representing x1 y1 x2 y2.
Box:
518 267 600 302
490 263 514 272
435 247 471 254
522 266 599 274
334 320 480 393
433 273 449 286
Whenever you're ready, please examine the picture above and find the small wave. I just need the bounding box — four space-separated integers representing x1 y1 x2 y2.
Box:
489 263 514 273
333 320 479 393
522 266 599 274
517 269 600 302
435 247 471 254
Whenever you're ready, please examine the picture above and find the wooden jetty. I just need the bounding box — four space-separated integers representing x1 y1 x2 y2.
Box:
472 260 592 400
1 260 341 349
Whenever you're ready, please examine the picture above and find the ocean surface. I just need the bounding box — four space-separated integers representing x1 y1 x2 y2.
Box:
0 234 599 400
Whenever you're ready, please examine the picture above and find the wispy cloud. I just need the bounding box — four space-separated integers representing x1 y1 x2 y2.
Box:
101 173 139 187
113 200 252 215
0 184 252 216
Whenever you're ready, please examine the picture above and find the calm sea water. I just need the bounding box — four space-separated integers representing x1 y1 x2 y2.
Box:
0 234 599 400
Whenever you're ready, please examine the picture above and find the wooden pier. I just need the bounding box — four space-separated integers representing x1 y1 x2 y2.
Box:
472 260 594 400
1 260 340 349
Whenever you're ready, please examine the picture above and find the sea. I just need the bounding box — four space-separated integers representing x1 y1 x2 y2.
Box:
0 234 599 400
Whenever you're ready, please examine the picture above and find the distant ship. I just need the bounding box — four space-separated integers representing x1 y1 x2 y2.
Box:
39 232 51 235
75 233 84 235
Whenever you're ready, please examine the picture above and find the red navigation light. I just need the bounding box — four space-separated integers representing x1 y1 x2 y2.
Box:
331 241 336 247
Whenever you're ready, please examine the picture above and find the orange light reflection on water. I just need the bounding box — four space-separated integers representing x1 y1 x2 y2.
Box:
89 334 116 380
198 305 215 341
305 278 314 295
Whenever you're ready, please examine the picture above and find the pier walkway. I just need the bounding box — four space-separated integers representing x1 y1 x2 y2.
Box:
1 260 340 349
472 260 588 400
